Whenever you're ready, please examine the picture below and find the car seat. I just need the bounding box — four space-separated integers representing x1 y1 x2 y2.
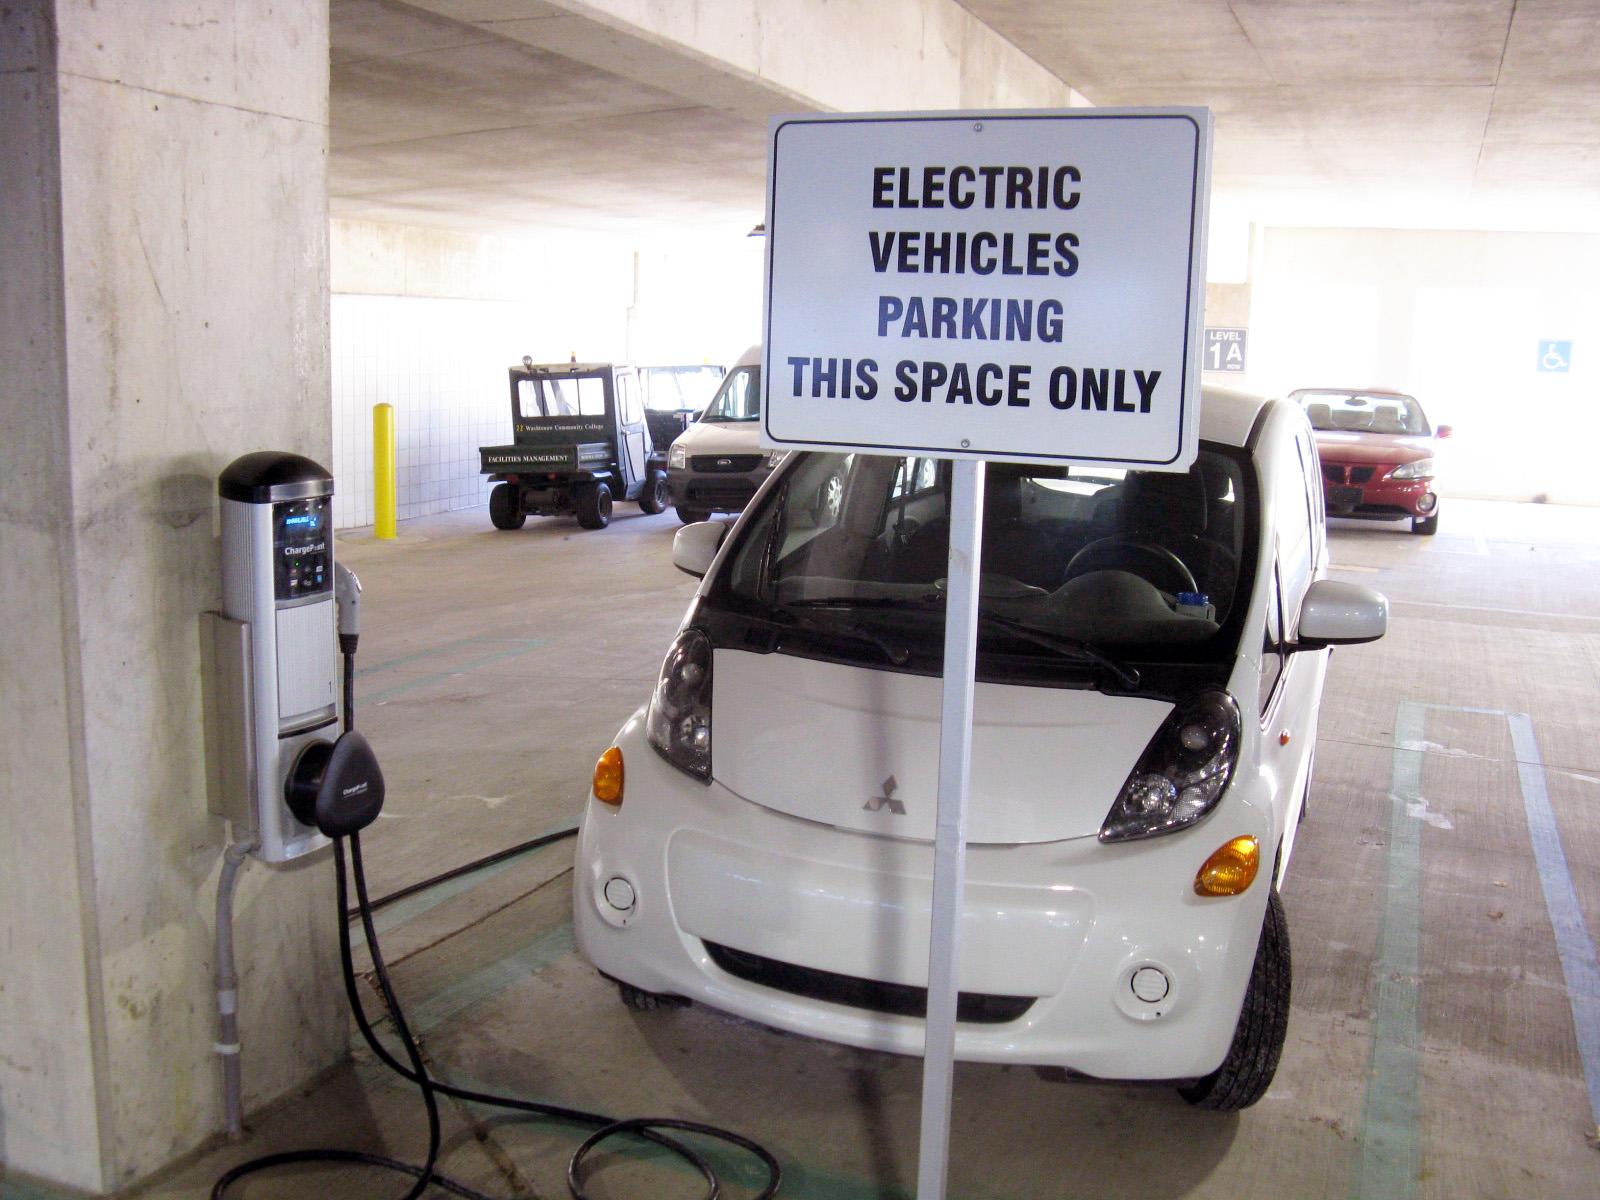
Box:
1372 404 1405 434
1305 402 1332 430
1062 469 1207 595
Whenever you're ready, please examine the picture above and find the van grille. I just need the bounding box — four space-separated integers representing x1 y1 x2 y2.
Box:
690 455 765 473
704 941 1035 1025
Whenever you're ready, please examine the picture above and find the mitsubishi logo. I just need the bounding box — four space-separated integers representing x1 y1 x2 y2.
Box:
863 775 907 815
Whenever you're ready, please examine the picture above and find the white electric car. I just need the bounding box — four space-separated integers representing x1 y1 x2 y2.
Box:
575 388 1387 1109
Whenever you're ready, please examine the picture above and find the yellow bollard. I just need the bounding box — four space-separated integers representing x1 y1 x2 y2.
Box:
373 403 396 540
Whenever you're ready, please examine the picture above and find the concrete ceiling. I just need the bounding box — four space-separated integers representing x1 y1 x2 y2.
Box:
330 0 1600 240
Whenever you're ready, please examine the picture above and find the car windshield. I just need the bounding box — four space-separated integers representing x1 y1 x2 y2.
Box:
700 365 760 422
714 449 1254 681
643 365 724 413
1293 389 1430 435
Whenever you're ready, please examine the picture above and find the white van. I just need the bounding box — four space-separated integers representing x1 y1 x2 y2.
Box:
575 387 1387 1109
664 345 787 524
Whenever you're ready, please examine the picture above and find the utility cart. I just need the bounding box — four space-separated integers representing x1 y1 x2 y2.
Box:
480 359 670 531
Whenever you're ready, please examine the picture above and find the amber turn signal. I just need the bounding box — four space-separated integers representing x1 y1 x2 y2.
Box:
1194 835 1259 896
593 746 624 806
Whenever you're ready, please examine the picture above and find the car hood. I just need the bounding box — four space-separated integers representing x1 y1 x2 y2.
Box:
675 421 763 455
711 648 1171 844
1313 431 1433 464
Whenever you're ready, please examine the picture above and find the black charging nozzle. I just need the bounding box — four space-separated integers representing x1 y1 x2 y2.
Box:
285 731 385 838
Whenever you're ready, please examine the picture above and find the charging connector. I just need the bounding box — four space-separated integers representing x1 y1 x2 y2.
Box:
335 564 361 657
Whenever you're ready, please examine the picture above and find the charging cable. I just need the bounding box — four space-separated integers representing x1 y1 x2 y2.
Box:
213 568 781 1199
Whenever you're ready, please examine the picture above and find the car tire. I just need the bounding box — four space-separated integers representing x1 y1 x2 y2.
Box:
576 482 613 530
618 981 688 1011
1178 889 1290 1111
676 506 711 525
1411 512 1439 536
638 471 670 515
488 483 525 530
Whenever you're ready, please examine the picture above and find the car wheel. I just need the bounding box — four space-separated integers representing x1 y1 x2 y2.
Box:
576 482 613 530
618 981 689 1011
488 483 525 530
638 472 670 515
676 506 712 525
1178 889 1290 1111
814 469 846 523
1411 512 1439 536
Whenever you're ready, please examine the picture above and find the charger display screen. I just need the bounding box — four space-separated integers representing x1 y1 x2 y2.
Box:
273 497 332 601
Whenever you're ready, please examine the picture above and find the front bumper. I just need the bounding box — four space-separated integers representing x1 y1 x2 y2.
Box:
1321 472 1437 520
667 465 773 514
574 711 1274 1081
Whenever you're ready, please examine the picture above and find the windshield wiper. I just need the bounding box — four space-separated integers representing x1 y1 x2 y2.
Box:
775 596 1137 686
750 604 912 666
973 608 1141 689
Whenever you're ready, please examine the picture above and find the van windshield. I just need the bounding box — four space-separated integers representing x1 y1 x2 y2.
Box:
700 366 761 422
714 450 1253 681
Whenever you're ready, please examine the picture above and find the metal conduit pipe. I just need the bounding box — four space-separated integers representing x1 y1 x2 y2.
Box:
215 838 258 1140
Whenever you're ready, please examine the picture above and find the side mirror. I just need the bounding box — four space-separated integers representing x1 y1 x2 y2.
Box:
1435 424 1453 439
1294 578 1388 650
672 521 728 578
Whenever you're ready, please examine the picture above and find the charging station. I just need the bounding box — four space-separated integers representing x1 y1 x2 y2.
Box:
200 451 775 1199
203 451 340 862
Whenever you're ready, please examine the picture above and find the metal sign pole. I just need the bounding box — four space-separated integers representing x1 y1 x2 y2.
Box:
916 456 986 1200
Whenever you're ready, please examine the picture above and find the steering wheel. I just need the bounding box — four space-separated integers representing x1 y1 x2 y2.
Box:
1062 537 1197 594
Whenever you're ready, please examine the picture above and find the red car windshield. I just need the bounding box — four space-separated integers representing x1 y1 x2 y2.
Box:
1292 390 1430 436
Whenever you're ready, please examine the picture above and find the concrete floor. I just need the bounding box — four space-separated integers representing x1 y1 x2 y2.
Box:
97 498 1600 1199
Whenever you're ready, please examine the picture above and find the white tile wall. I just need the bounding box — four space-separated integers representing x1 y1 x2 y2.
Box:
331 295 580 529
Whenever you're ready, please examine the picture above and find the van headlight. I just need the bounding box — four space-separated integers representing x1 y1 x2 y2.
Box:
1100 692 1240 842
668 443 688 470
1389 457 1434 480
646 629 713 780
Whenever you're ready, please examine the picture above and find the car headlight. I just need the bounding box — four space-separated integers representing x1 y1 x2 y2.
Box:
646 629 713 781
1100 692 1240 842
766 449 788 468
668 443 688 470
1389 457 1434 481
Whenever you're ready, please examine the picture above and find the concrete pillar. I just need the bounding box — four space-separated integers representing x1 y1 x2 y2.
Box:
0 1 342 1191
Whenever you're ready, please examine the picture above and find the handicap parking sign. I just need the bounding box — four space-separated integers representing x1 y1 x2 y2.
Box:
1538 340 1572 373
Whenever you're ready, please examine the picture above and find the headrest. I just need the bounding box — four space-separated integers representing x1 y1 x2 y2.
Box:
1124 469 1206 540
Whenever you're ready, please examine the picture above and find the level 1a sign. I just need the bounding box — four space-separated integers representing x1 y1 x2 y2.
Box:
1204 327 1247 373
762 109 1212 469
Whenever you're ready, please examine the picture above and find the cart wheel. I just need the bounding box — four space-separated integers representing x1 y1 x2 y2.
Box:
576 482 613 530
676 506 711 525
639 471 669 515
488 483 525 530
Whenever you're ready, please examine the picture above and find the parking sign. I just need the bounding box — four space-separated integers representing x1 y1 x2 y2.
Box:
764 109 1213 470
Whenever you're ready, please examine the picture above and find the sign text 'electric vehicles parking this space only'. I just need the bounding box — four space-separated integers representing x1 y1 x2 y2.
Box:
762 109 1213 470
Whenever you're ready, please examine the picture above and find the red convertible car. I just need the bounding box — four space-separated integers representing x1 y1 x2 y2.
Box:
1289 387 1452 536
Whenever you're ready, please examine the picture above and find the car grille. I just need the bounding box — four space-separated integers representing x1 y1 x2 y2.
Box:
684 479 758 507
690 454 765 473
704 941 1035 1025
1323 464 1376 484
